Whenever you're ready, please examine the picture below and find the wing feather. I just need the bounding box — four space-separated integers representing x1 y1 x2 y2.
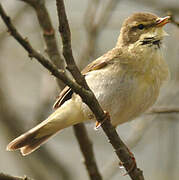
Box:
53 48 121 109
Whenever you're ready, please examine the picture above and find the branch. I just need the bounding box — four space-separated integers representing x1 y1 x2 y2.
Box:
0 2 100 180
147 106 179 114
73 124 102 180
76 2 118 178
21 0 65 89
0 4 28 40
56 1 144 180
167 12 179 27
0 71 70 179
56 1 103 179
0 173 33 180
79 0 119 68
0 2 144 180
19 1 101 179
56 0 90 89
0 3 90 98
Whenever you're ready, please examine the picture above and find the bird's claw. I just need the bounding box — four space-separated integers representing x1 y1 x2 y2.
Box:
94 111 110 130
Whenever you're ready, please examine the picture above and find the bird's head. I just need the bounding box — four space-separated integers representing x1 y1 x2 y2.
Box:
117 12 170 49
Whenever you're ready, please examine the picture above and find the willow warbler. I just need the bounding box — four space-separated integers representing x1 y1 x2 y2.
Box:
7 12 170 156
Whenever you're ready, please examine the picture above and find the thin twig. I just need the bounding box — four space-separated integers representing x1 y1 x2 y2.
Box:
0 173 33 180
73 124 102 180
79 0 118 68
56 0 90 89
0 4 28 39
0 68 70 179
21 0 65 89
167 12 179 27
0 3 90 97
0 2 144 180
147 107 179 114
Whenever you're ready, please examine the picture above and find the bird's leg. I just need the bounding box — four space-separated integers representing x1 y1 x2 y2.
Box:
94 111 110 130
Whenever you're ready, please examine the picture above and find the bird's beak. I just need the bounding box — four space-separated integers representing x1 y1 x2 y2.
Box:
156 16 170 27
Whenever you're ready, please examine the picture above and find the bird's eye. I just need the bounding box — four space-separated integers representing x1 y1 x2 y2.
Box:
137 24 144 30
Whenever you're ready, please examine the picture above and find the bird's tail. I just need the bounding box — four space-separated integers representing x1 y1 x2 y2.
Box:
6 99 84 156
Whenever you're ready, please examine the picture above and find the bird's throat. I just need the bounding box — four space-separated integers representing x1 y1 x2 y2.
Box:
140 37 162 48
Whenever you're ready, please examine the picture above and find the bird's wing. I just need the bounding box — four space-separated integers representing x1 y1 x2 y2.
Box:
53 48 121 109
53 86 73 109
53 57 108 109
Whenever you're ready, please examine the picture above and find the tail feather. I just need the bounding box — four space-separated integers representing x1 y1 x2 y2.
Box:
20 134 52 156
7 130 39 151
6 122 54 156
6 99 85 156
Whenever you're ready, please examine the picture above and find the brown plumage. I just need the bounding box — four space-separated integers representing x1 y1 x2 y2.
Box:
6 12 170 156
7 120 54 155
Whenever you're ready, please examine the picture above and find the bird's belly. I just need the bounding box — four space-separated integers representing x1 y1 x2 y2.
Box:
80 69 160 127
112 79 159 126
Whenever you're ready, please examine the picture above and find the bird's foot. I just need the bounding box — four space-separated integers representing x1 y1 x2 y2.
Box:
94 111 110 130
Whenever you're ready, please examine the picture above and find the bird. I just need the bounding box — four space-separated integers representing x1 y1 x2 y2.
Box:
7 12 170 156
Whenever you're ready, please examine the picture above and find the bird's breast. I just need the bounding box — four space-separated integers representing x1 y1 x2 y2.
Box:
110 70 161 126
79 54 168 126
